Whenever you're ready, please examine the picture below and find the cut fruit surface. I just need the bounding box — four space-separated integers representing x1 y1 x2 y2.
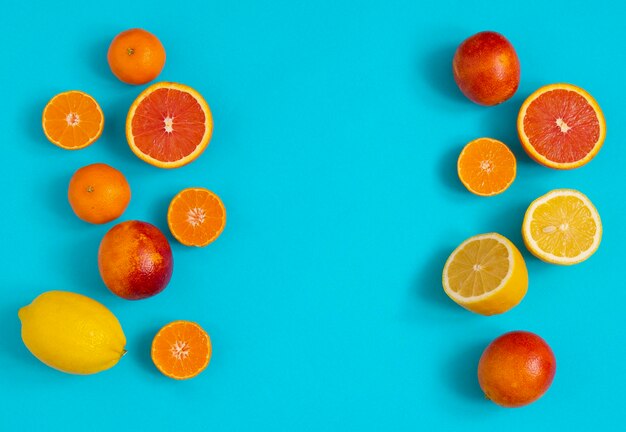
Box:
457 138 516 196
151 320 211 380
42 91 104 150
442 233 528 315
167 187 226 247
517 83 605 169
522 189 601 265
126 82 213 168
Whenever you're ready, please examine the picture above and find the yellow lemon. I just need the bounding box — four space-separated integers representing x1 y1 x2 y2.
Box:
442 233 528 315
18 291 126 374
522 189 602 265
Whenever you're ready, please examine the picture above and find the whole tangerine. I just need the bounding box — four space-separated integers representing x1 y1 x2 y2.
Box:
478 331 556 408
68 163 131 224
107 28 166 85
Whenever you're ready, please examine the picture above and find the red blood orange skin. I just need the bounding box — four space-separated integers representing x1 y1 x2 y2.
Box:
98 221 173 300
478 331 556 407
453 31 520 106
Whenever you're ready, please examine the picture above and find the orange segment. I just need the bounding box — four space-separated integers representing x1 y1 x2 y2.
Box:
457 138 516 196
151 321 211 380
42 91 104 150
167 187 226 247
517 83 605 169
126 82 213 168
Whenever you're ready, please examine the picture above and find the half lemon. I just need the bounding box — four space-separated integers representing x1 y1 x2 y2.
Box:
442 233 528 315
522 189 602 265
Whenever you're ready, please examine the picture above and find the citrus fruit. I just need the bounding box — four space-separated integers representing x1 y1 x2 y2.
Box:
453 31 520 106
478 331 556 408
18 291 126 374
442 233 528 315
67 163 131 224
517 83 606 169
522 189 602 265
98 221 173 300
42 90 104 150
167 187 226 247
126 82 213 168
457 137 516 196
107 28 166 85
151 320 212 380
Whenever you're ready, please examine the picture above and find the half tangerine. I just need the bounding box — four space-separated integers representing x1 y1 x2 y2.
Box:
517 83 605 169
457 138 516 196
42 91 104 150
151 320 212 380
126 82 213 168
167 187 226 247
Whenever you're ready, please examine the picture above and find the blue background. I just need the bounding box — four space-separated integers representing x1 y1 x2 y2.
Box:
2 0 625 430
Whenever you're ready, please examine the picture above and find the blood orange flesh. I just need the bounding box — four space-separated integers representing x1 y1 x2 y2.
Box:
126 82 212 168
518 84 605 169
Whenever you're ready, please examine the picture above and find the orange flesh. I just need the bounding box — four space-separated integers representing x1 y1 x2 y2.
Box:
43 91 103 149
523 89 600 163
131 88 206 162
168 188 226 247
151 321 211 380
458 138 516 196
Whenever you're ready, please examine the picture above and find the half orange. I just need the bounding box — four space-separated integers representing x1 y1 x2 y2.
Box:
151 320 212 380
167 187 226 247
517 83 605 169
42 91 104 150
126 82 213 168
457 138 516 196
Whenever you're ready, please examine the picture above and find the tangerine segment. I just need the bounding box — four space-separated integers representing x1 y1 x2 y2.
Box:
442 233 528 316
168 188 226 247
522 189 601 265
126 82 213 168
42 91 104 150
457 138 516 196
517 83 605 169
151 321 211 380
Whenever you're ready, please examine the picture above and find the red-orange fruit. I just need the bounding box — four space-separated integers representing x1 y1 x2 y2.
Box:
453 31 520 106
478 331 556 407
98 221 173 300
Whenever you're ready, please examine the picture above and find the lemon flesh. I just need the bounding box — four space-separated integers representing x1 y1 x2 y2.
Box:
442 233 528 315
18 291 126 374
522 189 601 265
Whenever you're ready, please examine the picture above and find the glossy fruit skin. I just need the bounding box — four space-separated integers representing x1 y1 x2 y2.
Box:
453 31 520 106
68 163 131 224
107 28 166 85
98 221 173 300
478 331 556 407
18 291 126 374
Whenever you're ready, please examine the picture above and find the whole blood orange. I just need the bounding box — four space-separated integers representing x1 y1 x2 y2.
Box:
126 82 213 168
98 221 173 300
453 31 520 106
42 91 104 150
107 28 166 85
517 83 606 169
478 331 556 407
152 320 212 380
68 163 131 224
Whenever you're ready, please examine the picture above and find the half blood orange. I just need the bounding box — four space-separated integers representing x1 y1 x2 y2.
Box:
126 82 213 168
517 83 605 169
42 91 104 150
